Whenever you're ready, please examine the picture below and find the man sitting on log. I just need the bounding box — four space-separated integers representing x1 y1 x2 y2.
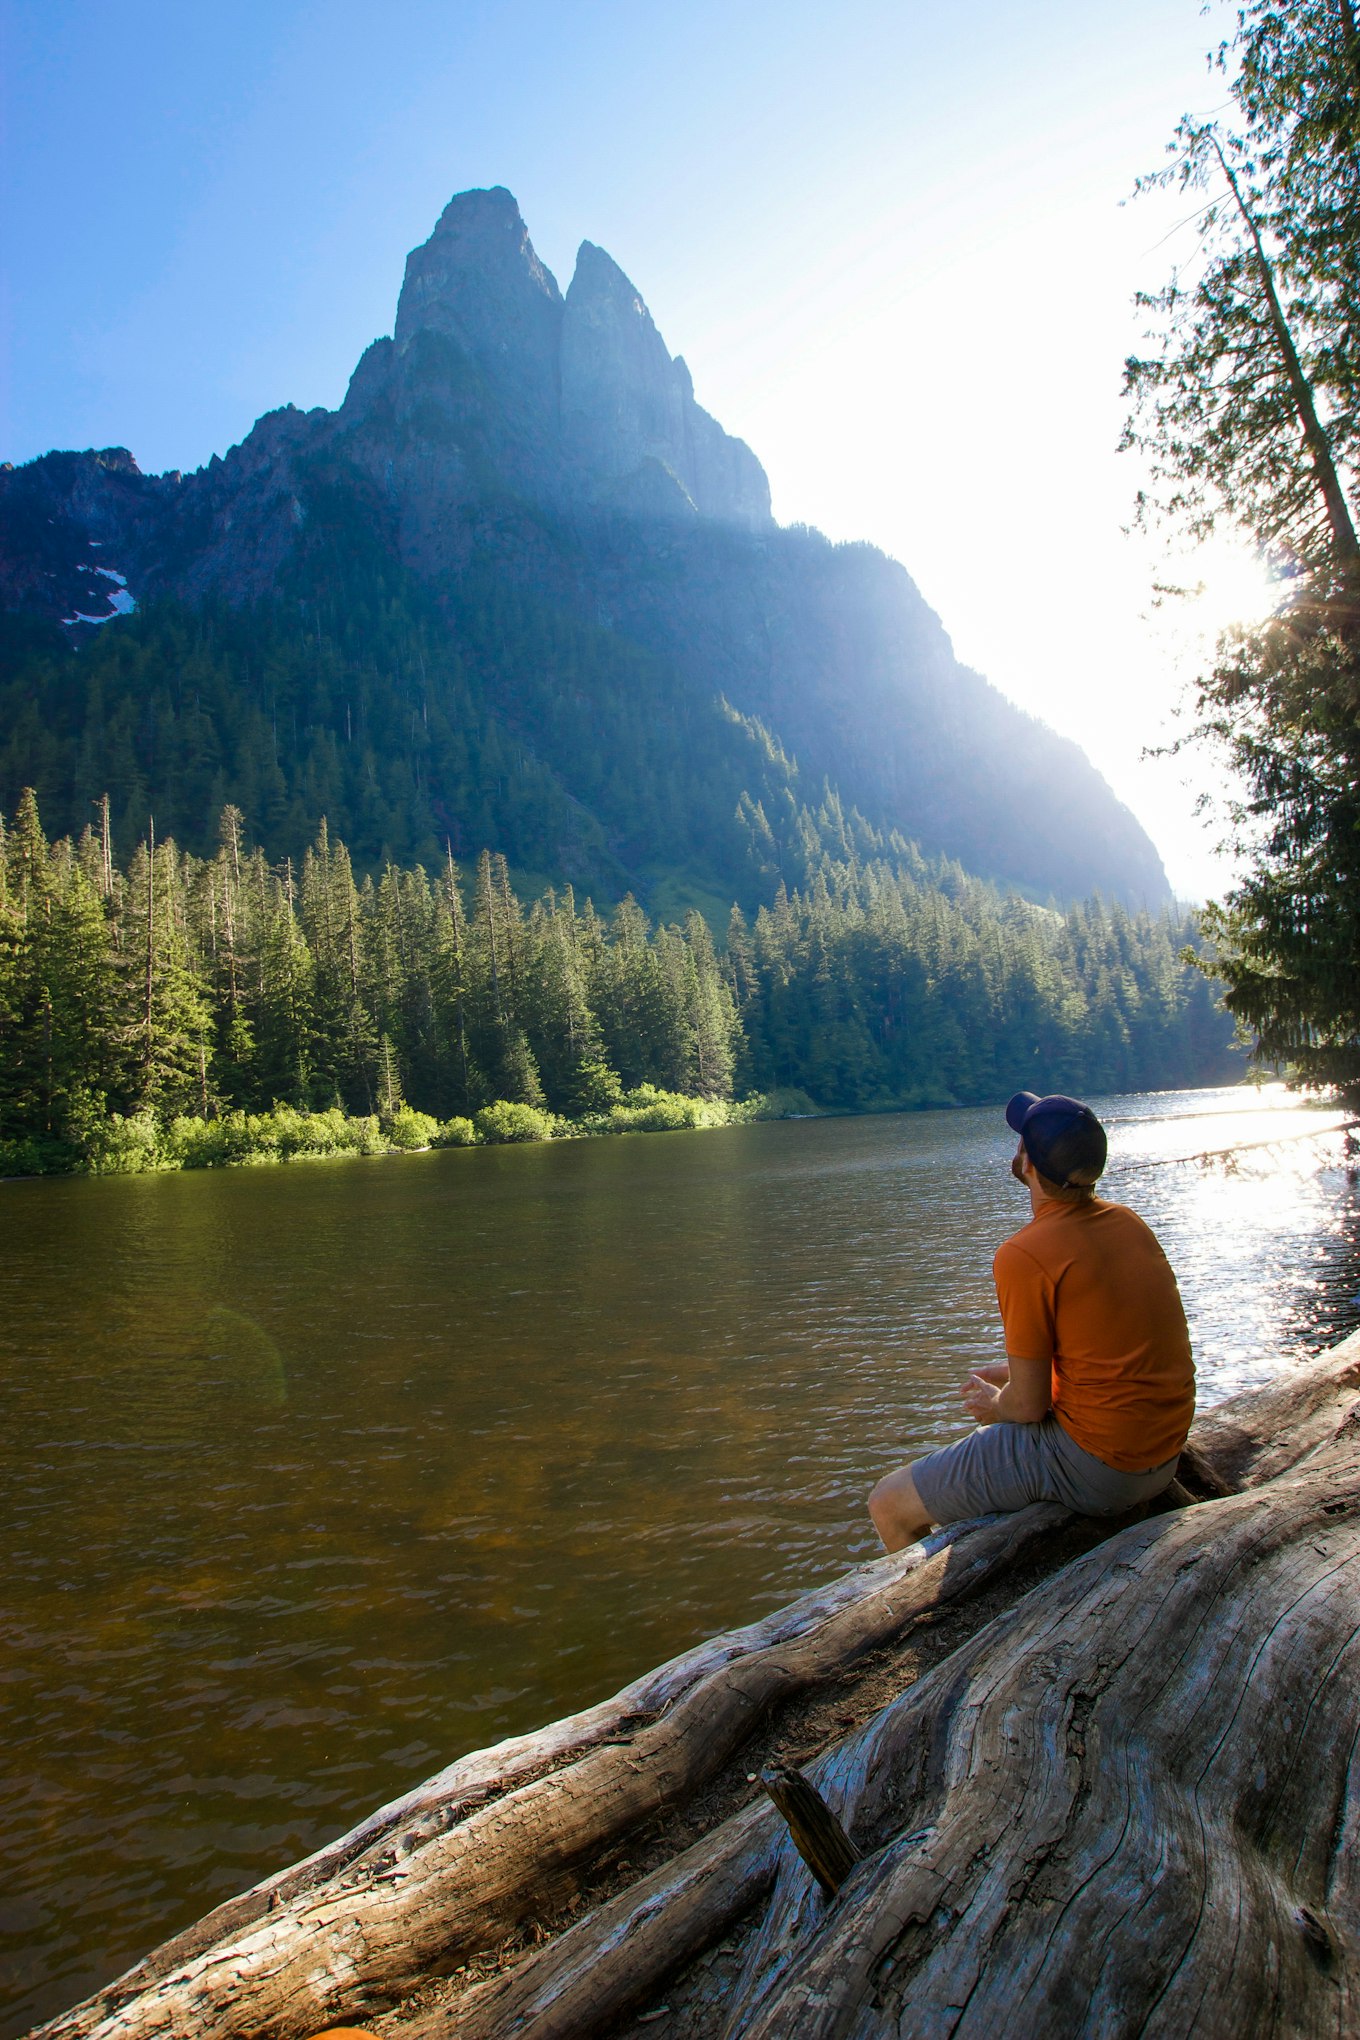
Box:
869 1092 1195 1551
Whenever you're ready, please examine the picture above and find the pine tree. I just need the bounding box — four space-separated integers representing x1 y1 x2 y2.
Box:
252 854 316 1105
466 847 544 1102
120 825 214 1116
432 846 477 1110
523 899 619 1113
1124 0 1360 1092
376 1032 404 1118
200 804 258 1104
680 911 737 1099
300 818 376 1109
0 793 121 1145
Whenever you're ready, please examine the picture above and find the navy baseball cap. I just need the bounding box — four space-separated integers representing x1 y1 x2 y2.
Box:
1005 1091 1107 1188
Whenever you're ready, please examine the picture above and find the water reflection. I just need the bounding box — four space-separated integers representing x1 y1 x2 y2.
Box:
1 1085 1356 2034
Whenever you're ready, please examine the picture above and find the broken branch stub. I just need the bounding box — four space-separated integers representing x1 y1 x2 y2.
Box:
759 1766 861 1900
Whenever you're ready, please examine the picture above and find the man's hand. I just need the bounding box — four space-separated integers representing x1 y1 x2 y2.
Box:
960 1355 1052 1428
962 1372 1003 1424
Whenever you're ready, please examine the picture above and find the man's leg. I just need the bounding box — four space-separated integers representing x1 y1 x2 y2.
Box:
867 1464 935 1552
869 1420 1061 1550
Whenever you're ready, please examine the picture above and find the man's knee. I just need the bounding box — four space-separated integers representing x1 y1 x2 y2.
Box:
866 1467 904 1528
867 1465 934 1552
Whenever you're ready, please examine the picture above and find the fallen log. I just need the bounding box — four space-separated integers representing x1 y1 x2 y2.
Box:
399 1798 785 2040
32 1506 1070 2040
32 1332 1360 2040
383 1333 1360 2039
1191 1331 1360 1489
33 1543 944 2013
727 1451 1360 2038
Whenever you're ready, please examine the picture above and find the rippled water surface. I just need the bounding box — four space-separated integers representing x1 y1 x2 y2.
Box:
3 1086 1357 2033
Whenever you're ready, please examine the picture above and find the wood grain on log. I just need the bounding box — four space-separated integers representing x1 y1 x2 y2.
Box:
1192 1326 1360 1489
400 1798 783 2040
730 1455 1360 2038
32 1508 1067 2040
34 1336 1360 2040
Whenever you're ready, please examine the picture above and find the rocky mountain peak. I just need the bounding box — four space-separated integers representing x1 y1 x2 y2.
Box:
561 237 771 528
393 185 564 441
374 190 772 531
568 239 649 316
0 187 1170 905
394 186 562 340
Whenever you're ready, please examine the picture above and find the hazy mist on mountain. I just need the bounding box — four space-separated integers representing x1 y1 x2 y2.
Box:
0 187 1168 910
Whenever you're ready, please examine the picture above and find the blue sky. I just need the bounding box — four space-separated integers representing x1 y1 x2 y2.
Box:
1 0 1250 896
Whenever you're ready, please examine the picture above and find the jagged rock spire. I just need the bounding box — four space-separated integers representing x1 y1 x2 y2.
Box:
387 188 771 529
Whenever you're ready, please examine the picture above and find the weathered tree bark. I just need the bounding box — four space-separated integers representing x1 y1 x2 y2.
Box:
1190 1333 1360 1489
401 1798 785 2040
32 1333 1360 2040
726 1451 1360 2038
386 1333 1360 2040
32 1508 1067 2040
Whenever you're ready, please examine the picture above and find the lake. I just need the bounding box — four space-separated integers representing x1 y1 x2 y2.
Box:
2 1085 1357 2035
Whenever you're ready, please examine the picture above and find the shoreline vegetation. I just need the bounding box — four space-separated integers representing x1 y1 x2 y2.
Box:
0 791 1240 1181
1 1083 821 1179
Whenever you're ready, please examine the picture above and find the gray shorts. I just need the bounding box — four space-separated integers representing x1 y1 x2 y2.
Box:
912 1414 1180 1525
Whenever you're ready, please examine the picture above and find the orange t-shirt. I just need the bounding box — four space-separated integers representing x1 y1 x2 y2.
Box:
992 1196 1195 1471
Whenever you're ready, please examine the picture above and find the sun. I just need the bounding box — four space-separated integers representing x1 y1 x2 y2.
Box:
1179 539 1282 642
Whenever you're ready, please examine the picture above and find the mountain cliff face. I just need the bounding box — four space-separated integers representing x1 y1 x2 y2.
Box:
0 187 1168 906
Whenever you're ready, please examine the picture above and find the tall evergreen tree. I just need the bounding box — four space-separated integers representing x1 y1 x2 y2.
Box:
251 855 316 1105
300 819 376 1109
0 792 121 1142
120 826 214 1116
1124 0 1360 1092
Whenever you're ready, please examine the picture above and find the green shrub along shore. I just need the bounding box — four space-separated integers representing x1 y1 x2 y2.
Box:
0 789 1240 1180
2 1086 817 1179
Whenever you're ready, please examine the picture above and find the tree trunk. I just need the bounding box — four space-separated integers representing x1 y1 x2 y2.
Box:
31 1335 1360 2040
724 1448 1360 2039
1208 129 1360 572
432 1337 1360 2040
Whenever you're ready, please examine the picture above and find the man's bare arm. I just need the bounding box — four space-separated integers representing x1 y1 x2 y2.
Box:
961 1354 1052 1425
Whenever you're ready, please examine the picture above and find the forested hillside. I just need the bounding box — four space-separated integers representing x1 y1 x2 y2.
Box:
0 183 1228 1164
0 189 1170 911
0 522 838 907
0 788 1238 1175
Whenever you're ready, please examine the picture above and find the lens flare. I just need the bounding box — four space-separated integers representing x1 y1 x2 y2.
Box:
1182 540 1281 641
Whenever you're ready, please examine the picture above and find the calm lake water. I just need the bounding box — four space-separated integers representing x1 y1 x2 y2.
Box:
3 1085 1358 2035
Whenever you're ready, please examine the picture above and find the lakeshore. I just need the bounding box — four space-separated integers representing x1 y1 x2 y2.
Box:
0 1086 818 1180
3 1090 1358 2035
30 1331 1360 2039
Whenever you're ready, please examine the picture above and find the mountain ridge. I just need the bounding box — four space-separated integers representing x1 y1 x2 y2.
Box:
0 187 1169 908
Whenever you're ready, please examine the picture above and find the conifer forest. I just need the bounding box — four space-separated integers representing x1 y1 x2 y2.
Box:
0 786 1238 1175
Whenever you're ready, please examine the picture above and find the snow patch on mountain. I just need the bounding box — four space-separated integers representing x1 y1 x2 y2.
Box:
63 568 136 626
